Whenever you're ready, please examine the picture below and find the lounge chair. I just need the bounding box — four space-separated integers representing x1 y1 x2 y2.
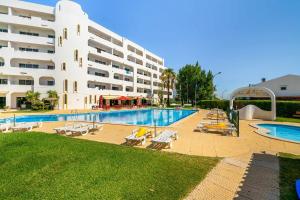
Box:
151 130 178 149
200 122 236 135
125 128 152 145
27 122 43 128
53 123 81 134
11 123 33 132
0 123 12 133
68 125 90 136
87 123 103 132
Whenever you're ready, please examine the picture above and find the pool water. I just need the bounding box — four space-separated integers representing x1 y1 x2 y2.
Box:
0 109 196 126
258 124 300 143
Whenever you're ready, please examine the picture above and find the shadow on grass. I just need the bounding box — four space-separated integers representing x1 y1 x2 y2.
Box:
234 153 280 200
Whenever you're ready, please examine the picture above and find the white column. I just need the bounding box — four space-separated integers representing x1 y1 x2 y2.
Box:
5 93 11 108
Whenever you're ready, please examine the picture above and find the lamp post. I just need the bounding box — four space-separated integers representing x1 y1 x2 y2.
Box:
213 72 222 97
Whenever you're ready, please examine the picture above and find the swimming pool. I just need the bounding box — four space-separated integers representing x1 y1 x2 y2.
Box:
257 124 300 143
0 109 196 127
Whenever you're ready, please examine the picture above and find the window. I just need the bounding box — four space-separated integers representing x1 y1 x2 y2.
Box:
73 81 78 92
95 72 106 77
96 85 106 90
114 75 120 80
47 65 55 70
0 79 8 84
63 79 68 92
280 86 287 91
74 49 78 61
63 28 68 39
0 61 4 66
79 58 82 67
77 24 80 35
95 60 106 65
89 95 92 104
19 31 39 36
63 94 68 105
47 50 55 54
19 80 34 85
59 36 63 46
47 80 55 86
19 63 39 69
0 28 8 33
19 47 39 52
48 35 55 38
94 95 97 104
62 62 66 71
112 64 119 69
112 86 119 91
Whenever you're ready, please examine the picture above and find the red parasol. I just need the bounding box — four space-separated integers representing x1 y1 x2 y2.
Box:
99 95 103 108
117 96 132 101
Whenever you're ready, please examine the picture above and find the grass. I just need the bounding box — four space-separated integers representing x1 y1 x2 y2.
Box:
0 132 219 200
276 117 300 123
279 153 300 200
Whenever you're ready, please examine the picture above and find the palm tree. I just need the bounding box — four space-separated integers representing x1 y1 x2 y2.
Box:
160 68 176 107
47 90 59 110
25 90 40 105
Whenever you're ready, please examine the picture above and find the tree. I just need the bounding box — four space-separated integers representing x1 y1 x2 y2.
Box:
25 91 44 110
160 68 176 107
176 62 216 105
46 90 59 110
25 90 40 105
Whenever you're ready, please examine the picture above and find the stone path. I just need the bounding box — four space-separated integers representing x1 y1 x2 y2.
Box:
185 152 280 200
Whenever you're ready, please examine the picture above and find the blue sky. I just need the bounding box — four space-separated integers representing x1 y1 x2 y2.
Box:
28 0 300 98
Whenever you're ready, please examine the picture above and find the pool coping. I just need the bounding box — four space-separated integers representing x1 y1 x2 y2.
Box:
0 108 197 128
249 123 300 144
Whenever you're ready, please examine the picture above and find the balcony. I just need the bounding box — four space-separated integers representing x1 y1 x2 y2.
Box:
112 67 133 77
89 47 124 64
0 14 54 30
88 32 123 53
0 83 33 93
87 60 110 70
14 50 54 61
0 32 54 46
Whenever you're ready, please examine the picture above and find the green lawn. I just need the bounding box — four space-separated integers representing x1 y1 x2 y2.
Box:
279 153 300 200
0 132 219 200
276 117 300 123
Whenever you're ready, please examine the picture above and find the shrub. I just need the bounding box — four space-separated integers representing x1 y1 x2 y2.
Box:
197 100 300 118
31 101 44 111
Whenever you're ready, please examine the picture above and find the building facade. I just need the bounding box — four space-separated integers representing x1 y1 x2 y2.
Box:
254 74 300 100
0 0 167 109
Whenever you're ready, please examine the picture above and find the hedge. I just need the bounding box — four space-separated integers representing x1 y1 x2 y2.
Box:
197 100 300 118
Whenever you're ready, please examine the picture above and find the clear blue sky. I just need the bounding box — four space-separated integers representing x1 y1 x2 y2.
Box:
27 0 300 98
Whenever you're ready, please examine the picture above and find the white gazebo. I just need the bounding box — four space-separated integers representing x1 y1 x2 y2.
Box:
230 86 276 120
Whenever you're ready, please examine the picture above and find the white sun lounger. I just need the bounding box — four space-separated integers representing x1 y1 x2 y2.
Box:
53 123 81 134
11 123 33 132
0 123 12 133
67 125 90 136
87 123 104 132
151 130 178 149
125 129 152 145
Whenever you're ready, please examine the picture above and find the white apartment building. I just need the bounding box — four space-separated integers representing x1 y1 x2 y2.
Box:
0 0 168 109
254 74 300 100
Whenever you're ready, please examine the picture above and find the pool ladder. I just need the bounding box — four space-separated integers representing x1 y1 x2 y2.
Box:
71 110 79 121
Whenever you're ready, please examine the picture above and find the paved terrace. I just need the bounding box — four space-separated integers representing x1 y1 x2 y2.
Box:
3 109 300 199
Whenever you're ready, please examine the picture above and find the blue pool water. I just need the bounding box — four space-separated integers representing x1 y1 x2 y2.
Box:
0 109 196 126
258 124 300 143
